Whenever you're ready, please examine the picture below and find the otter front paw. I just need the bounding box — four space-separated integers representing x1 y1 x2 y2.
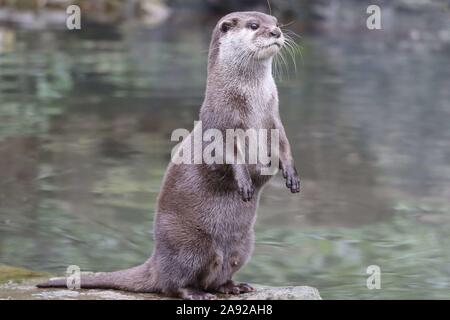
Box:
282 166 300 193
237 181 255 202
216 280 255 295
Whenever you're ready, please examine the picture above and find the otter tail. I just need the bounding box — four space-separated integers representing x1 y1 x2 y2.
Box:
36 258 158 293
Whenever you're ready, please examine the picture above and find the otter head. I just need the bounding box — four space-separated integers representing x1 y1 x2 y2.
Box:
208 12 284 71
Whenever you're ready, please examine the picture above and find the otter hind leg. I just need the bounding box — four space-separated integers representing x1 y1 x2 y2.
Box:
176 288 217 300
215 280 255 295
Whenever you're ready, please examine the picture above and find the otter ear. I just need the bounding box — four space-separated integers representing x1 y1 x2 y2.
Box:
220 21 232 33
220 18 238 33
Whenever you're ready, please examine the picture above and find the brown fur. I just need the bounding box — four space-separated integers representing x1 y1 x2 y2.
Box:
37 11 300 300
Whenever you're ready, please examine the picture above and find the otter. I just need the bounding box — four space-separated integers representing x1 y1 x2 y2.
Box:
37 11 300 300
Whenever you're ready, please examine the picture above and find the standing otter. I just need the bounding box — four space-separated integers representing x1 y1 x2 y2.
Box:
37 11 300 300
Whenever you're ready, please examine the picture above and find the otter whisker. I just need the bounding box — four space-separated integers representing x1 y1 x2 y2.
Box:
273 54 283 81
278 50 289 80
282 32 303 71
273 54 279 79
266 0 272 16
282 39 295 64
282 28 302 40
282 37 299 72
284 33 301 51
279 20 296 28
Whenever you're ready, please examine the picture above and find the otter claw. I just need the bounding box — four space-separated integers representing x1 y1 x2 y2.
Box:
217 281 255 295
238 183 255 201
282 166 300 193
285 174 300 193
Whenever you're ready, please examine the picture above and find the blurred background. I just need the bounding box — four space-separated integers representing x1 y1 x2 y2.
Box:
0 0 450 299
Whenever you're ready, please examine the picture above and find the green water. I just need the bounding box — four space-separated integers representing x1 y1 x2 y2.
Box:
1 20 450 299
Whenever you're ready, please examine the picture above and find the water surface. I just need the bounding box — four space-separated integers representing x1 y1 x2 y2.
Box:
1 19 450 299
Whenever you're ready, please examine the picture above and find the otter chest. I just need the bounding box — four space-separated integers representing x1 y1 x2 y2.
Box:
242 79 277 129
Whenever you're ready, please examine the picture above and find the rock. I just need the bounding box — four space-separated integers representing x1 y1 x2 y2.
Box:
0 270 321 300
226 285 322 300
0 279 149 300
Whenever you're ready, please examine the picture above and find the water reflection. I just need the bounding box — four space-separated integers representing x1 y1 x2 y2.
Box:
1 18 450 299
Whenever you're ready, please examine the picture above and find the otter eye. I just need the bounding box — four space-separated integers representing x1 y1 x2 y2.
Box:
249 23 259 30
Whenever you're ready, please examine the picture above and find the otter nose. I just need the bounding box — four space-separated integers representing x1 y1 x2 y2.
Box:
270 28 281 38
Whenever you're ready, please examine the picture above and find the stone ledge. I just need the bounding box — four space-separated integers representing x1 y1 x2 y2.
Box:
0 279 321 300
